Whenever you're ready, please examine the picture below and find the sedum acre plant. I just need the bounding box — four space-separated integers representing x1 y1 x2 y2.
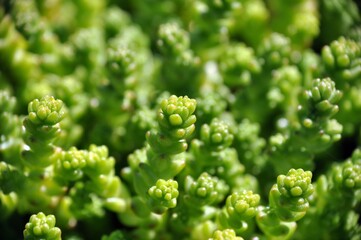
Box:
1 0 361 239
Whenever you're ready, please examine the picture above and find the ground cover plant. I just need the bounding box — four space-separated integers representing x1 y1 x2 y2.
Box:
1 0 361 239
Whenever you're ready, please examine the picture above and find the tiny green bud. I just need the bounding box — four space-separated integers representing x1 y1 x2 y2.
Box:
158 95 197 139
277 169 314 198
333 161 361 190
27 96 65 126
184 172 221 206
226 190 260 220
23 212 61 240
148 179 179 212
210 229 243 240
200 119 234 151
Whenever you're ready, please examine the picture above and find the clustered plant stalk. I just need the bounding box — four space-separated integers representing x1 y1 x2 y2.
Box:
1 0 361 239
